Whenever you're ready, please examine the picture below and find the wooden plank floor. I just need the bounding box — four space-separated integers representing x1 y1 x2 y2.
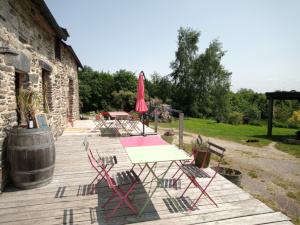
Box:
0 120 293 225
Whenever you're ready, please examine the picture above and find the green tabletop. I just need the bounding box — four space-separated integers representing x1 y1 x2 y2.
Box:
125 145 190 164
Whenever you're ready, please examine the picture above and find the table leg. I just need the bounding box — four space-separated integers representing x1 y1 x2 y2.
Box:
132 162 157 201
137 161 182 218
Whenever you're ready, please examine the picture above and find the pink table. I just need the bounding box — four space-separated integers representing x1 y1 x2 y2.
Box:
108 111 131 118
119 136 169 148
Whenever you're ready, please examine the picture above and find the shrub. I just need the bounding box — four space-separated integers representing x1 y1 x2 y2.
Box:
249 120 262 126
146 98 172 122
288 110 300 128
190 140 207 151
244 107 261 121
227 111 244 125
272 121 288 128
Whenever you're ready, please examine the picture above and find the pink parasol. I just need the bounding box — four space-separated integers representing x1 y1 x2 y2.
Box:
135 73 148 113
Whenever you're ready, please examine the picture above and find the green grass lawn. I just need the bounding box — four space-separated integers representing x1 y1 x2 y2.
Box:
150 118 300 158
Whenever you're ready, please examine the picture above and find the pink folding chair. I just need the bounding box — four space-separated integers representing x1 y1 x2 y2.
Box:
179 142 226 211
83 137 117 195
171 134 203 187
99 159 140 222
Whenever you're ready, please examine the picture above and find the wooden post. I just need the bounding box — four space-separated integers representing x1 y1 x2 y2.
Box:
179 112 184 149
154 108 158 133
267 98 273 137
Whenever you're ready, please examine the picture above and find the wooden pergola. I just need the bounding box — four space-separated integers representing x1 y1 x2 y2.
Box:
266 92 300 136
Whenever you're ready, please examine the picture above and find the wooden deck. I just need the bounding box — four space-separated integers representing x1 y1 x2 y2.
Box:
0 120 292 225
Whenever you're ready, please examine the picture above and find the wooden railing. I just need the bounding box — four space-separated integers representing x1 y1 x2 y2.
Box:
148 105 184 149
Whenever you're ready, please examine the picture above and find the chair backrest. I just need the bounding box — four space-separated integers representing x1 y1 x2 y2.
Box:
191 135 203 156
198 134 203 143
206 142 226 171
86 143 98 162
97 156 113 187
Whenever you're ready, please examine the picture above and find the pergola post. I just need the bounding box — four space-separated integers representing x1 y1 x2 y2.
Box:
154 108 158 133
179 112 184 149
267 98 273 137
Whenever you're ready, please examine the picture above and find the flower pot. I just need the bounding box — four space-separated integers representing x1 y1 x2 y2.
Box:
161 135 174 144
194 151 211 168
132 115 139 120
95 114 101 120
212 167 242 187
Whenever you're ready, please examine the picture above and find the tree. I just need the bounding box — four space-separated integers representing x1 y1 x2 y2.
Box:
169 27 201 115
78 66 115 112
113 70 138 93
149 72 173 104
169 28 232 119
111 90 137 112
170 27 200 85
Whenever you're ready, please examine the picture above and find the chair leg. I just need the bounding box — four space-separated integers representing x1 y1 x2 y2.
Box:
131 164 146 177
102 191 117 208
172 167 181 178
190 179 218 210
105 183 138 223
182 176 218 211
88 165 115 195
180 179 194 198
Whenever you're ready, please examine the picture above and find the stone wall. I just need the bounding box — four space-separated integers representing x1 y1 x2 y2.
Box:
0 0 80 193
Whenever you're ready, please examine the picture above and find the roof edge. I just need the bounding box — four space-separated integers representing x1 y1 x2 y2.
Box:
61 41 83 70
30 0 67 41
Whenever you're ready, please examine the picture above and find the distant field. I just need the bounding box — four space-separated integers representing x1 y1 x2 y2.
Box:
150 118 300 158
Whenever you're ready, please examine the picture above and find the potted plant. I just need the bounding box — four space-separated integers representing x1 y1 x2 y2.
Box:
212 166 242 187
192 141 211 168
16 88 43 128
102 111 109 119
131 111 139 120
161 129 175 144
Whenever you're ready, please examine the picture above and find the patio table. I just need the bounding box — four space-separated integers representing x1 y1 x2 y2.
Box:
108 111 131 119
108 111 131 136
120 136 190 218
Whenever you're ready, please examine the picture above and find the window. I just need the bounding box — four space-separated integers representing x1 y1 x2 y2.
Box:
42 69 50 112
55 37 61 60
15 72 21 123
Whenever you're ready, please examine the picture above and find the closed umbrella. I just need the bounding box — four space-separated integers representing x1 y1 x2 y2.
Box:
135 72 148 135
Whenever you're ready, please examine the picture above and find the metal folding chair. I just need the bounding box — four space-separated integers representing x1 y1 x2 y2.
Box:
127 119 142 136
112 116 129 136
100 159 140 222
92 119 101 132
179 142 226 211
171 134 203 186
83 138 118 195
92 114 114 134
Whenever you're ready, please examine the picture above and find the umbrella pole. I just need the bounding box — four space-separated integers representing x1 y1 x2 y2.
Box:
142 113 145 136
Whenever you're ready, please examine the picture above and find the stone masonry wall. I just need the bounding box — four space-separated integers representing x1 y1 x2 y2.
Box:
0 0 80 193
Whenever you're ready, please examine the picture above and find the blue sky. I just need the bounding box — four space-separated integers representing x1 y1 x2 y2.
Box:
45 0 300 93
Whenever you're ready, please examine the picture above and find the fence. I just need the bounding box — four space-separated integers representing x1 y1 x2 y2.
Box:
147 105 184 149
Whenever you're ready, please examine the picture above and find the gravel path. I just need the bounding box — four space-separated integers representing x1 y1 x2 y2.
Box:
155 127 300 217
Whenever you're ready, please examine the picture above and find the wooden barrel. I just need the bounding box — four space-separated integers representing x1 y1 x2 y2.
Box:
214 167 243 187
7 127 55 189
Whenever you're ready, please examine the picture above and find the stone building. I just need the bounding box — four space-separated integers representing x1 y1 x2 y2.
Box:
0 0 83 193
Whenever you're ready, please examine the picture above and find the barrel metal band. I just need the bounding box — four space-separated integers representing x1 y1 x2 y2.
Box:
12 164 55 175
16 176 53 187
9 130 51 135
9 141 55 150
